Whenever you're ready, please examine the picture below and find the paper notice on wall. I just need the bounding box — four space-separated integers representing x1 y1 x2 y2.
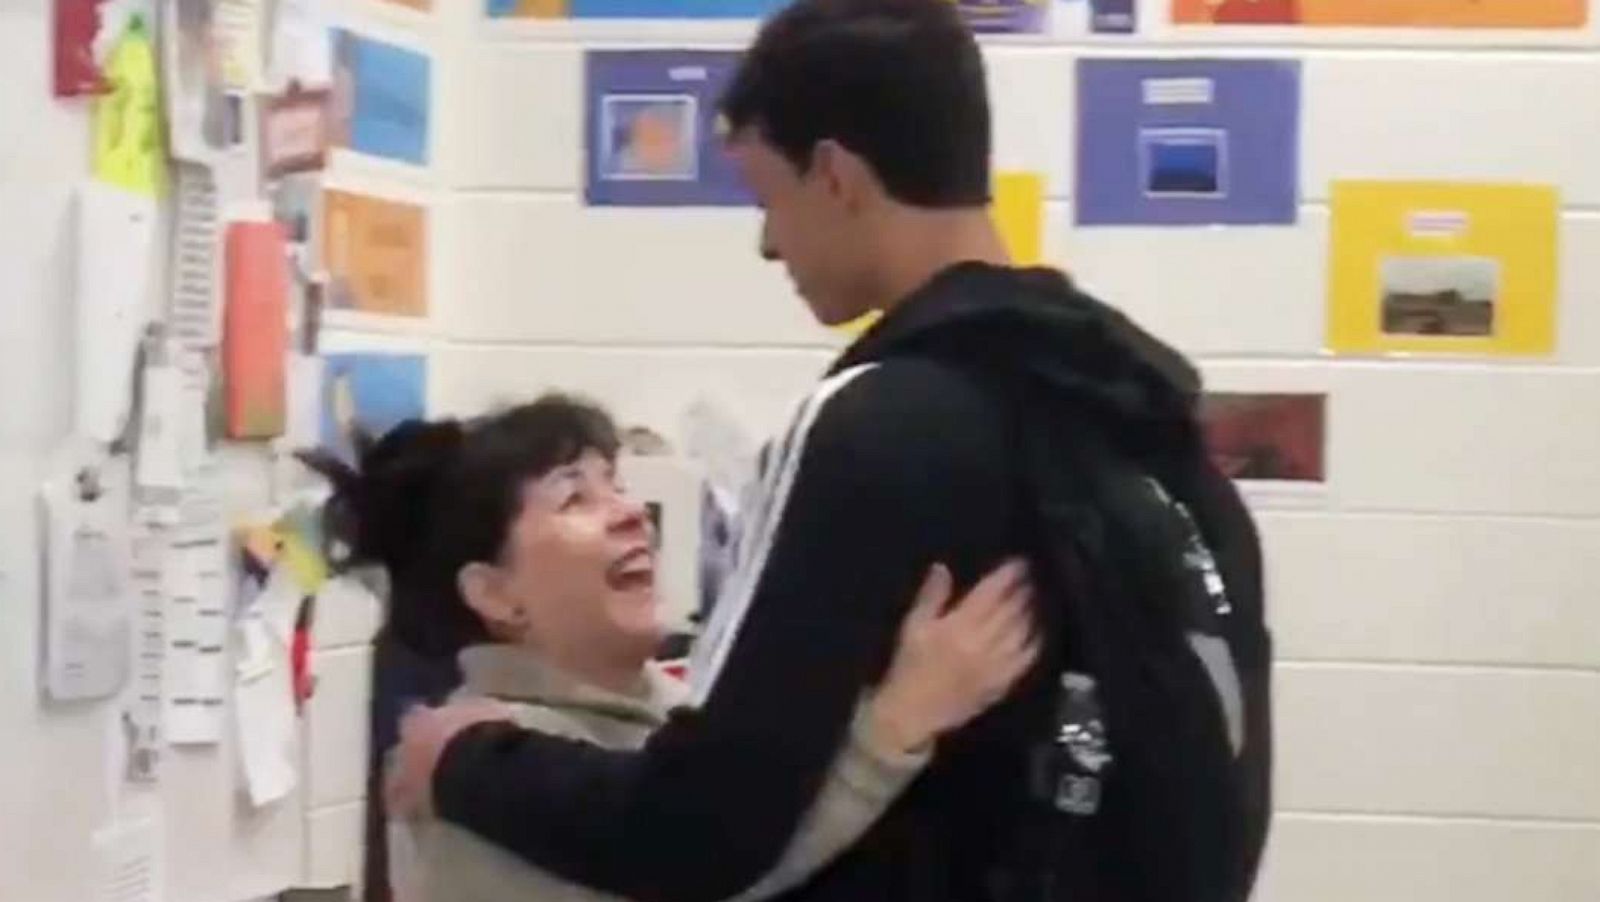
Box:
163 0 249 162
93 815 164 902
233 609 298 808
268 0 333 87
75 181 157 445
134 337 186 523
163 482 229 745
124 512 167 783
40 463 134 703
216 0 265 90
170 164 222 349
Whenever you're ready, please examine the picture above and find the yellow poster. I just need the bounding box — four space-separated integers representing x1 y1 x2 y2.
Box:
834 170 1045 338
1173 0 1586 28
323 190 429 318
1326 181 1558 358
994 171 1045 266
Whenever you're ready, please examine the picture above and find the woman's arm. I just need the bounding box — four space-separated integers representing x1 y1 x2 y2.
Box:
726 562 1038 901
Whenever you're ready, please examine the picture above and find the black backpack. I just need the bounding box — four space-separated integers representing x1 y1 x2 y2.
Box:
1009 387 1274 902
829 263 1274 902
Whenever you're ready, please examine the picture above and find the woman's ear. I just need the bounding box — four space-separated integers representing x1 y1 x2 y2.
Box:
458 561 519 633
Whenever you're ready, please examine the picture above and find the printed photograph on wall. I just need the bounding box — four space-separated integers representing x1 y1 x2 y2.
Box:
1140 128 1227 197
1199 393 1326 484
1076 58 1300 226
1379 255 1499 338
321 189 428 317
585 50 750 206
319 353 426 464
1172 0 1586 28
1200 392 1328 508
330 29 431 166
600 95 700 181
1327 181 1557 358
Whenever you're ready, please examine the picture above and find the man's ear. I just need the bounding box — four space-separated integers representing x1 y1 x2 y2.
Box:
811 139 874 210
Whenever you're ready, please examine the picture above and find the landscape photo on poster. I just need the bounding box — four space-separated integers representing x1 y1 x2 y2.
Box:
1380 255 1498 338
1171 0 1586 27
322 189 429 317
1326 181 1557 357
1076 58 1300 226
330 29 430 166
1199 393 1326 484
585 50 749 206
319 353 426 463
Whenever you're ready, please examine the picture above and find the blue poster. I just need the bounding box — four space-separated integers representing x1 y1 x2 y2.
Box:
331 29 431 167
585 50 751 207
572 0 787 16
320 353 427 463
1075 58 1301 226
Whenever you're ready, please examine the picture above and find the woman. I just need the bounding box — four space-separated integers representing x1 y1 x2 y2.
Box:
305 394 1036 902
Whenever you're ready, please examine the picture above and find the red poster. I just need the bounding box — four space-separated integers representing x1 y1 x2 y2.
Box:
223 221 290 440
54 0 109 97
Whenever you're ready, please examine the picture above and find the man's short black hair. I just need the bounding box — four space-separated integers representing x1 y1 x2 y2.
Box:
719 0 991 208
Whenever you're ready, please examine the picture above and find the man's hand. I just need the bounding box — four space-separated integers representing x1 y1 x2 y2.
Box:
385 697 514 819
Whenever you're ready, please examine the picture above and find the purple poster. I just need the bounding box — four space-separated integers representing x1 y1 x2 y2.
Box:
954 0 1048 34
1075 59 1301 226
1089 0 1136 33
585 50 751 207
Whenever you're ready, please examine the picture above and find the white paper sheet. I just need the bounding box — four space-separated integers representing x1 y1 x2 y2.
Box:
216 0 265 90
284 353 324 449
169 163 222 347
75 182 158 444
233 608 298 808
268 0 332 88
134 347 186 523
162 479 229 745
40 464 134 702
124 509 168 783
93 814 164 902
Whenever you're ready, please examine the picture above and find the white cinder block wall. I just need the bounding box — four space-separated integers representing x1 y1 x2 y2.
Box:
428 4 1600 902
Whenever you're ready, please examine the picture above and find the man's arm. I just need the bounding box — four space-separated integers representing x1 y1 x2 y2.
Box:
430 361 1014 902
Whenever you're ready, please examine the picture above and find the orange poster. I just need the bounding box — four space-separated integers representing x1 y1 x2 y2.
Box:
1173 0 1585 27
322 190 428 318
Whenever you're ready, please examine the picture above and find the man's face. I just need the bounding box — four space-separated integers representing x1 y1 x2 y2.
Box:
726 131 866 326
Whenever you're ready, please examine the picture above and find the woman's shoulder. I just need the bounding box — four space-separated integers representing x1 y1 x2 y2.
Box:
448 687 600 744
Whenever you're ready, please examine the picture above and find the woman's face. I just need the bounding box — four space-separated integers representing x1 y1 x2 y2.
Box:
467 449 662 666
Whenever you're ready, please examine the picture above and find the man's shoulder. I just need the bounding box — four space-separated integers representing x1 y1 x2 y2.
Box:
803 357 1004 447
782 356 1010 489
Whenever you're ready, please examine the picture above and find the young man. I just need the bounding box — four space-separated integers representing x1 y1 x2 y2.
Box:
388 1 1271 900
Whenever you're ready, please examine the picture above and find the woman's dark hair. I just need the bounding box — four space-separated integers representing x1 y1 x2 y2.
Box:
299 394 621 659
